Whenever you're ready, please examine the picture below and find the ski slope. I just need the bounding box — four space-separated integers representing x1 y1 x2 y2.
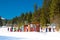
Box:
0 27 60 40
0 32 60 40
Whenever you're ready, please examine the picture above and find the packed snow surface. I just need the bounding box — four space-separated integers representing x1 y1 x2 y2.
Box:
0 27 60 40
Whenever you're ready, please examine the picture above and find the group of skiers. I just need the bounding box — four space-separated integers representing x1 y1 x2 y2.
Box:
7 26 57 32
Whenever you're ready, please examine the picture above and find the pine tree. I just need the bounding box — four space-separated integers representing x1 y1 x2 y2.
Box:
40 8 46 27
32 4 38 23
53 0 60 27
27 12 32 23
49 0 56 24
43 0 52 24
49 0 60 28
0 16 3 26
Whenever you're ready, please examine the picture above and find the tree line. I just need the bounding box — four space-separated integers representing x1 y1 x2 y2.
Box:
10 0 60 28
0 0 60 28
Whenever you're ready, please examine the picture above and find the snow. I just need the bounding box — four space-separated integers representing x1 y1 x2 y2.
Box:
1 17 5 20
0 32 60 40
0 27 60 40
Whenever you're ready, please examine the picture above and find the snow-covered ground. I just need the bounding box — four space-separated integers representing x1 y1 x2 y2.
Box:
0 26 60 40
0 32 60 40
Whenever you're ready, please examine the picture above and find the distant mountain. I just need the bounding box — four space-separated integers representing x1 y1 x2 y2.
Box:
1 17 5 20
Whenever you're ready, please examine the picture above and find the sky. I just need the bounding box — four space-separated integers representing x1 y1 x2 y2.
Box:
0 0 44 19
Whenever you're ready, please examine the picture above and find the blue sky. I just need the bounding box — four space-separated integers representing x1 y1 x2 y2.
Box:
0 0 44 19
